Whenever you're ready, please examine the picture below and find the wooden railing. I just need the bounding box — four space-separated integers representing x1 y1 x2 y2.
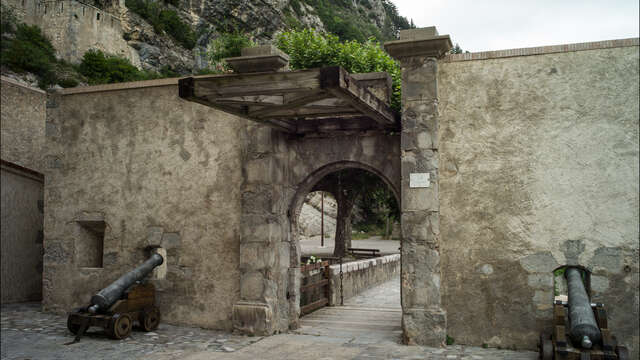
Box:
300 261 331 316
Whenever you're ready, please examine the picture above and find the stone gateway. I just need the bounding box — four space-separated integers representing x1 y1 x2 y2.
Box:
0 27 638 357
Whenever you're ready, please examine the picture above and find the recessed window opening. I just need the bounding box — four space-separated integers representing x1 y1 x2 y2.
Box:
96 12 100 20
76 220 105 268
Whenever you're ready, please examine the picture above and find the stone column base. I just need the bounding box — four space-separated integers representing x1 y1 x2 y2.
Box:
402 307 447 346
232 301 276 336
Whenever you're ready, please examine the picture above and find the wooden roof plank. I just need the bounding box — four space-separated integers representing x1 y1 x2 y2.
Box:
249 90 330 118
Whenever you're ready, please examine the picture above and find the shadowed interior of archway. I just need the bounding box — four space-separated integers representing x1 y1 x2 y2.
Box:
289 164 402 343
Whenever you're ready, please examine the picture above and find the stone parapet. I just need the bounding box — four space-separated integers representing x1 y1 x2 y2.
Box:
328 254 400 305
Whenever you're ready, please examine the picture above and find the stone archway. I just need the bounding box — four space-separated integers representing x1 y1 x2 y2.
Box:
286 160 401 328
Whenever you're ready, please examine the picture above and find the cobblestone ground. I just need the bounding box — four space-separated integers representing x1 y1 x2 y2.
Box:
1 303 260 360
2 295 538 360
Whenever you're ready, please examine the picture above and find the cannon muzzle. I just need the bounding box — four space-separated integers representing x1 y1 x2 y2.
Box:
88 253 163 313
566 267 601 348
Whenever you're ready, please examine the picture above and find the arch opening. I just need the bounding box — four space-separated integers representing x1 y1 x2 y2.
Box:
287 161 402 331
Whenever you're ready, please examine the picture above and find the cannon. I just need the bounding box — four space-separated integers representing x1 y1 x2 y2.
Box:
539 266 629 360
67 253 163 341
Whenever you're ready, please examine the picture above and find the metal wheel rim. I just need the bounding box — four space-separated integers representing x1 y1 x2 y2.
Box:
113 315 132 339
144 308 160 331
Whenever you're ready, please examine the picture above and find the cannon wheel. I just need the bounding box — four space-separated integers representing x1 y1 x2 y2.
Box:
109 313 133 339
539 333 554 360
67 316 80 335
615 346 629 360
141 306 161 332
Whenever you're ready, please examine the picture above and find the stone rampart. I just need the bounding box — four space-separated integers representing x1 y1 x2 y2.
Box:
438 42 639 354
3 0 139 65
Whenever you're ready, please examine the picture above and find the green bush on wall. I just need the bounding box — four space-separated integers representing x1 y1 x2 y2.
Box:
275 29 402 111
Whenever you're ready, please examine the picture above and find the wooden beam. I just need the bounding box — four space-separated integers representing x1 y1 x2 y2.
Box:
249 91 331 118
301 298 328 315
193 69 321 98
320 67 397 127
258 106 359 119
179 78 296 133
296 117 382 134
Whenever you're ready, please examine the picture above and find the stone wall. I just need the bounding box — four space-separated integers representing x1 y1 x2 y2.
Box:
3 0 139 65
43 79 246 330
328 254 400 306
438 43 639 353
1 77 47 304
1 76 47 171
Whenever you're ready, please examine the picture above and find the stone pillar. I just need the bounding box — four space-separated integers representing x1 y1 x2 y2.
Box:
384 27 452 346
231 46 291 335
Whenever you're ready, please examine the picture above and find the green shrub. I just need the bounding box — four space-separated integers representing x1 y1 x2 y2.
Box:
1 23 57 87
275 29 401 110
207 32 254 63
446 335 455 345
125 0 196 49
78 49 144 85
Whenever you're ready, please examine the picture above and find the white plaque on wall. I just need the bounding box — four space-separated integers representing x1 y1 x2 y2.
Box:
409 173 430 188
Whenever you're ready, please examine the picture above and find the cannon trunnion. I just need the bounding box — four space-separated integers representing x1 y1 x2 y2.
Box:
539 266 629 360
67 254 163 340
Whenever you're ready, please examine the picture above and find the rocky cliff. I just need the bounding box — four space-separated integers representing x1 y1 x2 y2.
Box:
2 0 413 74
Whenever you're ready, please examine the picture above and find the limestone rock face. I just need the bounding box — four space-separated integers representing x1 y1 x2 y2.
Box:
297 192 336 238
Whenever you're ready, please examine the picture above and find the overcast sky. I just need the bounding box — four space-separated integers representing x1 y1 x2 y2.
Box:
392 0 639 52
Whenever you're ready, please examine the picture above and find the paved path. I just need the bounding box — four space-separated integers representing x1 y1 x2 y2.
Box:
301 235 400 256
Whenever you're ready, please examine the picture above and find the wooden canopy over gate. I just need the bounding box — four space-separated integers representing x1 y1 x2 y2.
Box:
178 66 399 134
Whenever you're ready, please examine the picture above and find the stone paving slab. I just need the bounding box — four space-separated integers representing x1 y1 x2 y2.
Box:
157 333 539 360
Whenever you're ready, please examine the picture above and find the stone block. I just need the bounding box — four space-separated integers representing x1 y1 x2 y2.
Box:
245 157 275 184
401 150 439 178
161 232 181 249
239 243 276 271
240 214 283 244
399 27 439 40
527 273 553 289
232 301 276 336
401 182 439 211
590 275 610 293
240 271 265 301
146 226 163 246
590 247 623 274
247 126 273 154
402 307 447 346
402 60 438 102
401 210 439 244
519 252 559 273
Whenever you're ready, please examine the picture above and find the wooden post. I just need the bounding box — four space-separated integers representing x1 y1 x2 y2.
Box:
321 192 324 247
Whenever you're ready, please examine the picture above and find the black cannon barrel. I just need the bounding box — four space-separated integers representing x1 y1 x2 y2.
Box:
88 253 163 313
566 267 601 348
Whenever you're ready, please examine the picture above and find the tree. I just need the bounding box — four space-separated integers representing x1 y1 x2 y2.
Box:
450 43 464 54
312 169 396 257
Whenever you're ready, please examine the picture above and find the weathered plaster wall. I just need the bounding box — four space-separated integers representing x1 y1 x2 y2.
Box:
438 45 639 352
3 0 139 65
1 77 46 304
1 163 44 303
1 76 47 171
43 79 246 329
